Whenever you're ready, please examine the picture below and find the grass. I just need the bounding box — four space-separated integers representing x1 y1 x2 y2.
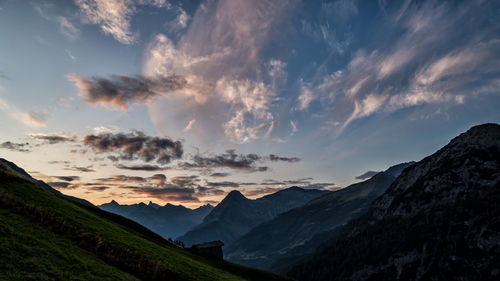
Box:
0 162 292 281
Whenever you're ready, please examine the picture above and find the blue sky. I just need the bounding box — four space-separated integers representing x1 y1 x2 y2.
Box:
0 0 499 207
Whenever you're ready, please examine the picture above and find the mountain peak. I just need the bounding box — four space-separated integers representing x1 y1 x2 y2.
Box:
450 123 500 148
225 190 247 201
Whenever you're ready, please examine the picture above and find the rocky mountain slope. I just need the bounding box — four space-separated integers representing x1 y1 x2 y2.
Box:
99 200 213 239
178 187 330 246
225 162 414 273
288 123 500 281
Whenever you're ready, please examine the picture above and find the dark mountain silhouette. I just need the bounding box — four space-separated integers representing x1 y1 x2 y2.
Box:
99 200 213 239
225 162 414 273
288 123 500 281
178 187 330 247
0 159 292 281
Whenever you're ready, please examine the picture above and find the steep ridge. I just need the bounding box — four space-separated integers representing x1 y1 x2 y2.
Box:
0 159 292 281
99 200 213 239
225 162 414 273
288 123 500 281
178 188 330 247
0 158 93 206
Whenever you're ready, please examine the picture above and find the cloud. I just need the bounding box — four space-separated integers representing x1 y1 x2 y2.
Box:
268 154 300 163
118 184 199 202
260 178 334 190
209 172 230 178
25 111 49 127
150 174 166 184
167 6 190 32
0 141 30 152
47 182 72 188
183 119 196 132
196 186 225 196
297 1 500 135
75 0 177 44
83 131 183 164
98 175 147 183
48 160 70 165
66 165 95 173
144 0 297 144
57 16 80 40
55 176 81 182
68 74 187 110
0 71 10 80
180 149 298 173
206 181 247 188
244 187 283 197
75 0 137 44
65 49 77 61
0 97 50 127
29 133 76 144
301 183 337 190
89 185 111 191
355 171 380 180
116 164 167 171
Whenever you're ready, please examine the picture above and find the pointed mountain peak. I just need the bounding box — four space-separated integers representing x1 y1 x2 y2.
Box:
226 190 246 199
107 200 119 205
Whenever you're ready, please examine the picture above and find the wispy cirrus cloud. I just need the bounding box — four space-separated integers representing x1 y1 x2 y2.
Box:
56 16 80 40
75 0 137 44
297 0 500 135
29 133 76 144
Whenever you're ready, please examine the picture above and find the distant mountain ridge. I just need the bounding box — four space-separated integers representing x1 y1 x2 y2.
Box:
0 158 292 280
99 200 213 239
178 187 330 247
225 162 414 273
288 123 500 281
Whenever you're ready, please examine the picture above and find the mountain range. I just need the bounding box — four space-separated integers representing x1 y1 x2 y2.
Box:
99 200 213 239
288 123 500 281
1 123 498 280
0 159 291 280
225 161 414 273
178 187 330 247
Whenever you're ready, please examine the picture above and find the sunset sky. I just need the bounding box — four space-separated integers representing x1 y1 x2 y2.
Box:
1 0 499 207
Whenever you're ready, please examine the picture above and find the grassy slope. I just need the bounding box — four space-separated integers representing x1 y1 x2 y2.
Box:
0 163 291 281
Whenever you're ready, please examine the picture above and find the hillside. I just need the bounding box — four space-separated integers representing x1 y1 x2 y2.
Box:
0 160 292 281
288 123 500 281
99 200 213 239
225 162 414 273
178 187 330 247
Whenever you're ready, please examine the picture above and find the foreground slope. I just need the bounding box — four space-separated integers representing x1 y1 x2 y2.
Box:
99 200 213 239
0 161 291 281
289 123 500 281
225 162 413 273
179 187 329 246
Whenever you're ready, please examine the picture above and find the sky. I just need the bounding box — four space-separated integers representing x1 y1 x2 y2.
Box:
0 0 499 208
